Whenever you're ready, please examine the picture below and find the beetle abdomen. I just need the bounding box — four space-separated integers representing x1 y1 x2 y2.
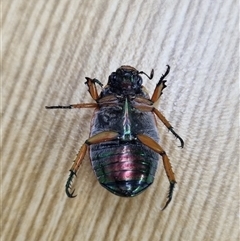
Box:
90 142 159 197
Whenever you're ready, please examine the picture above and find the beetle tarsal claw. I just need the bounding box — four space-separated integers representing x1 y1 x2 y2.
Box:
66 188 77 198
162 181 175 211
169 127 184 148
65 171 77 198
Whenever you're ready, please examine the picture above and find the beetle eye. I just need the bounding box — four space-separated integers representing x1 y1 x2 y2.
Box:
136 76 142 86
108 73 116 86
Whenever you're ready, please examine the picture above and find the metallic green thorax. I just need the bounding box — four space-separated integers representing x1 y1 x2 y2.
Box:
121 98 133 141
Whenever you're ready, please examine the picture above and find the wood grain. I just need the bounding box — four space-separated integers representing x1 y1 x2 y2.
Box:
2 0 239 241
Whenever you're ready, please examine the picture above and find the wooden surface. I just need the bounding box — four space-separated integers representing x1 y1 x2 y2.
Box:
2 1 239 241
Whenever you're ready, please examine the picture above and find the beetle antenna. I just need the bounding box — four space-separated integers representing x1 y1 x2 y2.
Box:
139 69 154 79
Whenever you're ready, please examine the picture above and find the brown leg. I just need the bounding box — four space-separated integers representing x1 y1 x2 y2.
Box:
151 65 170 103
66 131 119 198
152 108 184 148
133 102 184 148
46 77 103 109
45 103 98 109
137 133 176 210
85 77 103 101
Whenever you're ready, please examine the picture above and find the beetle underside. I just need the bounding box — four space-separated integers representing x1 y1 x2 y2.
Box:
46 65 184 210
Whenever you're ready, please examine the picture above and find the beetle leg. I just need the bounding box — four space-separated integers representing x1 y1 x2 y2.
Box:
45 103 98 109
66 131 119 198
45 77 103 109
151 65 170 103
66 144 88 198
152 108 184 148
85 77 103 101
133 103 184 148
137 134 176 210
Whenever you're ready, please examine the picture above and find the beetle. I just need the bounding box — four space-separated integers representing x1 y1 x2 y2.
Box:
46 65 184 210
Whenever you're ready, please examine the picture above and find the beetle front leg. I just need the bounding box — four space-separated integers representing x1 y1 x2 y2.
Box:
137 134 176 210
45 77 103 109
85 77 103 101
66 131 119 198
151 65 170 103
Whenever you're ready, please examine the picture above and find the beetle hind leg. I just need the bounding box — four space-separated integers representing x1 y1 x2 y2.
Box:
161 181 175 211
137 134 176 210
65 131 119 198
65 143 88 198
65 170 77 198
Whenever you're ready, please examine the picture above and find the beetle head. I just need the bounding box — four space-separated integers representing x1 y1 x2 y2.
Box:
107 66 153 95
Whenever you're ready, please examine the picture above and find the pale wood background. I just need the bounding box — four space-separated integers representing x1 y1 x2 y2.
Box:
2 0 239 241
